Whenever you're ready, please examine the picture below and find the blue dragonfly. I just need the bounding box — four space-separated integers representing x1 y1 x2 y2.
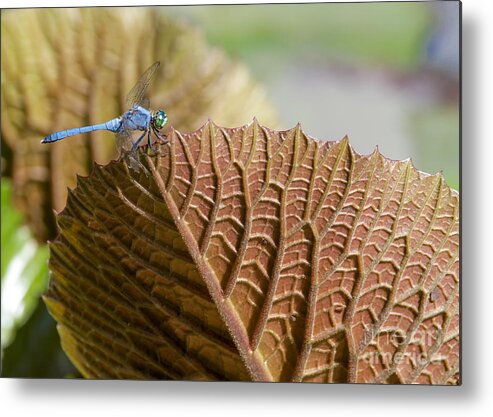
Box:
42 61 168 172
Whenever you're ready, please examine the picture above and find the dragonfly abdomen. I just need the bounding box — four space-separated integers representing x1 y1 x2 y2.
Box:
41 117 122 143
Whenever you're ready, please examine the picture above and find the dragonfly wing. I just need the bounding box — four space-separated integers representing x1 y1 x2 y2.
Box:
115 120 147 174
140 97 150 110
125 61 160 109
115 124 134 153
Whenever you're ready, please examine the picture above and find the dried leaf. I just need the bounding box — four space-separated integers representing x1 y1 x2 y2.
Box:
45 121 460 383
1 8 277 242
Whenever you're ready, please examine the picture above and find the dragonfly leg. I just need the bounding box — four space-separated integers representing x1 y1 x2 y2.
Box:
131 130 147 152
147 129 153 150
152 127 169 156
153 127 169 144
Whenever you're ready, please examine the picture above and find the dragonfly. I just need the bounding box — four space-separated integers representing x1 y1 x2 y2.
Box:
41 61 168 172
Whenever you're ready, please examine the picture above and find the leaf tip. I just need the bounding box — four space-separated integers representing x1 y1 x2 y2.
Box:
339 135 350 150
368 145 379 158
435 170 446 186
251 117 261 129
75 173 84 187
293 122 304 138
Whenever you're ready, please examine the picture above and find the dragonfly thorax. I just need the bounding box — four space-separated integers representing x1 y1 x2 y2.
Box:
153 110 168 130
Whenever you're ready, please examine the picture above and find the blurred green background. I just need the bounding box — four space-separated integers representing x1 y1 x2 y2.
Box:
1 2 459 378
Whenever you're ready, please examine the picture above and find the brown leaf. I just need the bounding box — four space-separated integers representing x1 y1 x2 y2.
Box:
1 8 277 242
44 120 460 383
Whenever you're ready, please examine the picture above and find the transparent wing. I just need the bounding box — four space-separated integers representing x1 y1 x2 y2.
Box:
115 120 148 174
115 123 134 153
125 61 160 109
139 96 150 110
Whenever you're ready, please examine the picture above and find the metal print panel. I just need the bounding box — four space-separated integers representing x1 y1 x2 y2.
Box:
1 2 460 384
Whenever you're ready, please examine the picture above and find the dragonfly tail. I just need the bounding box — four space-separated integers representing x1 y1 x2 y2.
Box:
41 118 121 143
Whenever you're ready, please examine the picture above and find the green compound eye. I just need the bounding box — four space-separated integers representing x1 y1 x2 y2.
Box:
153 110 167 129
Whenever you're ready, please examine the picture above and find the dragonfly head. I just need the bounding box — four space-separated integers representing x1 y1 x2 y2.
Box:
153 110 168 130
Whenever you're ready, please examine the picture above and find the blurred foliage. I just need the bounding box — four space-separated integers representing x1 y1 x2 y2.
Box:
2 301 77 378
410 105 459 191
1 180 48 349
1 179 74 377
167 3 432 73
